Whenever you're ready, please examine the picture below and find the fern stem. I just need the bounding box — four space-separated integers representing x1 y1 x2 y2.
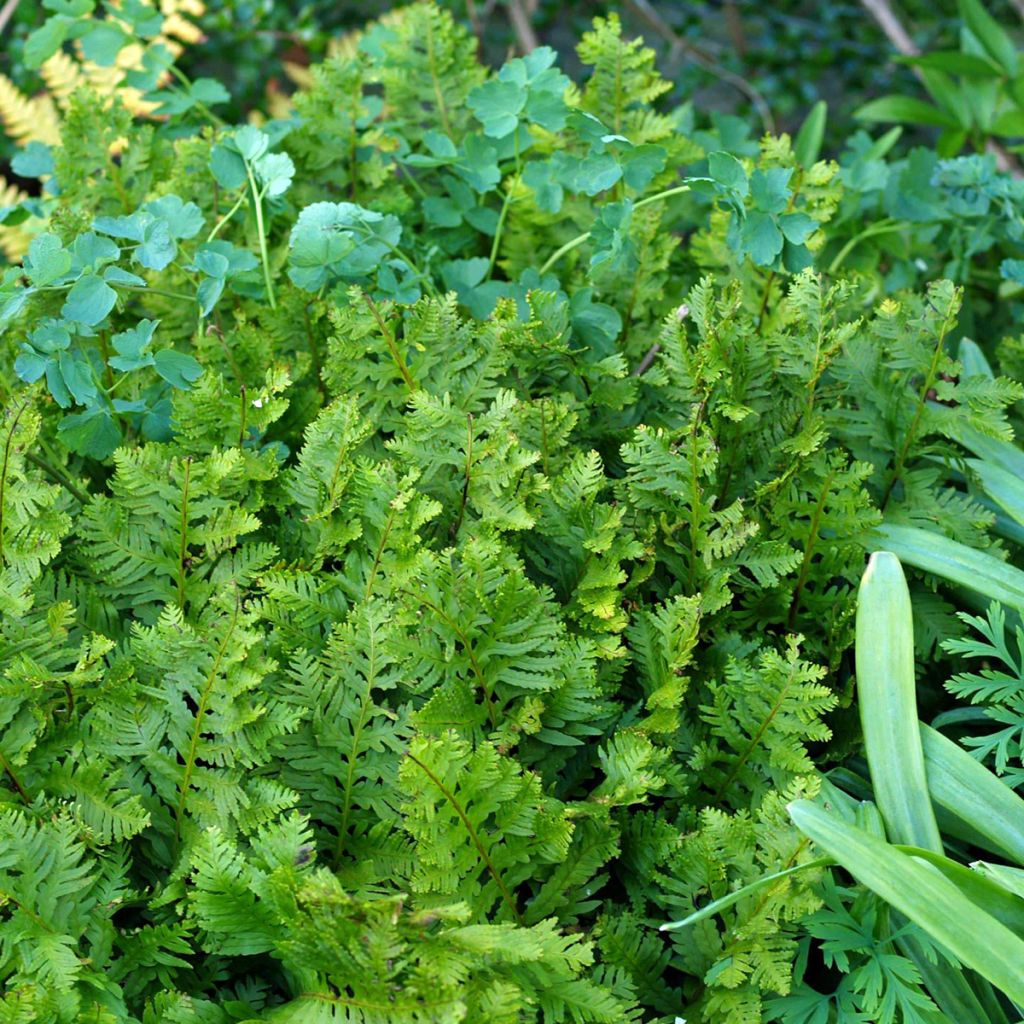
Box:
880 293 958 511
713 659 802 800
174 594 241 843
450 413 474 539
176 457 192 611
418 595 498 729
364 506 397 601
246 167 277 310
362 293 417 392
22 452 89 506
787 467 836 629
0 748 28 803
0 399 31 568
238 385 248 448
405 749 525 925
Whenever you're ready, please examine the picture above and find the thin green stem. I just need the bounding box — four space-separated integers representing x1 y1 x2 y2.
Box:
538 184 693 276
246 167 277 309
166 63 226 127
828 219 901 276
206 191 247 242
486 179 518 281
23 452 89 505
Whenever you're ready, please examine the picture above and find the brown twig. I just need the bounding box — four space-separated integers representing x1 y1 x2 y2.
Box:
506 0 539 54
624 0 775 135
0 0 20 38
633 343 661 376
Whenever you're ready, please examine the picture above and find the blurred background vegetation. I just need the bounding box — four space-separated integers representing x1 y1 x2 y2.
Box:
2 0 1024 162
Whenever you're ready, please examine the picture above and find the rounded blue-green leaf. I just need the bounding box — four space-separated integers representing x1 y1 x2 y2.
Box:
153 349 203 389
62 274 117 325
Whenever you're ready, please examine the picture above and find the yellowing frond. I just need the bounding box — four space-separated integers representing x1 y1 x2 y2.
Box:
0 176 31 261
39 50 91 110
0 74 61 146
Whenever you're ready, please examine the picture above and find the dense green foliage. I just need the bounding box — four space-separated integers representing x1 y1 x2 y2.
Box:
5 2 1024 1022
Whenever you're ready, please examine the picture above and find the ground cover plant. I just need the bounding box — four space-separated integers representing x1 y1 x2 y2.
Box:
6 1 1024 1022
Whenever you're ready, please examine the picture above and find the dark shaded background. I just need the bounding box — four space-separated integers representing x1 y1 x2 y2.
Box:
3 1 1022 156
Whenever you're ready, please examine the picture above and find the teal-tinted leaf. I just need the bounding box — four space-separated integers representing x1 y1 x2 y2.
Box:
117 0 163 36
72 232 120 272
740 210 784 265
782 240 814 273
423 196 463 227
457 134 501 192
43 0 93 14
28 321 71 354
524 87 568 132
254 152 295 198
123 43 172 92
569 288 622 355
25 16 71 70
190 78 231 105
62 274 117 325
0 289 30 323
423 130 457 160
191 250 230 279
234 125 269 162
45 361 72 408
197 277 224 316
136 220 176 271
210 144 247 190
192 240 258 277
1001 258 1024 284
58 408 122 459
468 79 525 138
141 397 173 441
25 233 72 287
590 201 635 272
750 167 792 214
708 151 749 196
14 349 49 383
375 261 421 304
523 160 563 213
103 266 146 287
153 348 203 388
146 196 203 239
287 201 402 290
93 210 148 242
109 319 158 371
573 153 622 196
778 212 817 244
57 351 98 406
441 257 488 293
80 21 129 65
621 144 667 191
11 142 55 179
